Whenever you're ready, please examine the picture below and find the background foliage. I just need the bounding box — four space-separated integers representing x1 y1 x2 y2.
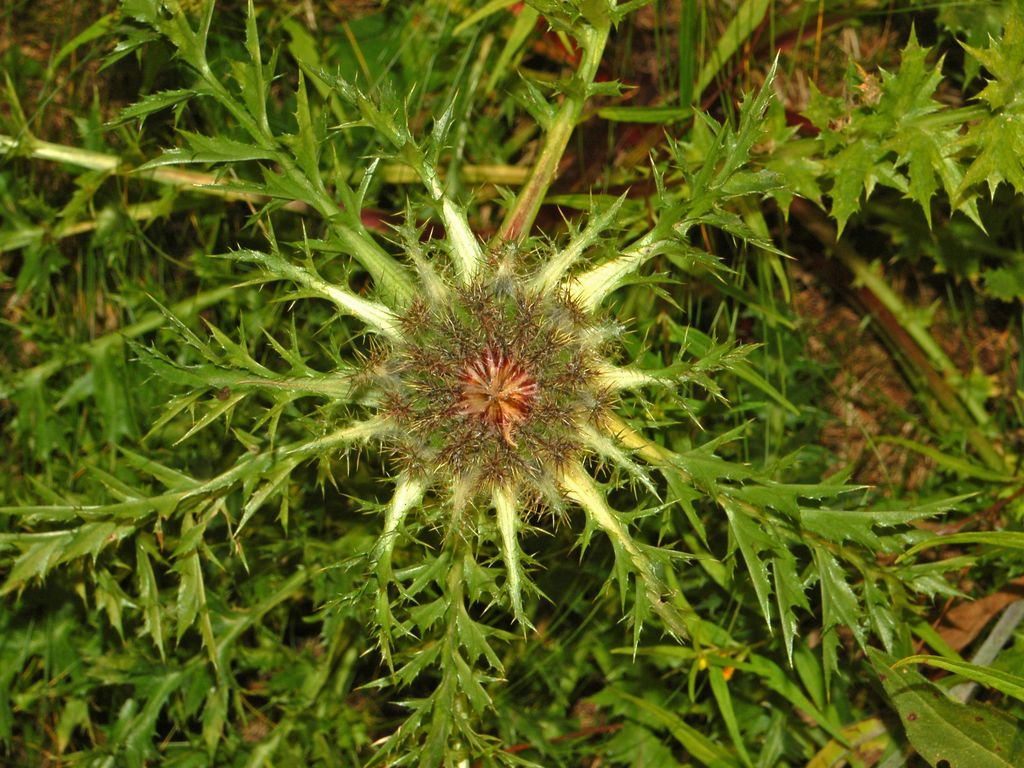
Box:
2 0 1024 766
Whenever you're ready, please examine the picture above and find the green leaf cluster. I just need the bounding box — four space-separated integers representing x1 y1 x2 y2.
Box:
2 1 1023 766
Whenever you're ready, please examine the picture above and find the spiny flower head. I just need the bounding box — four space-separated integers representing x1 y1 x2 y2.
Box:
277 192 707 637
367 250 619 511
228 154 703 635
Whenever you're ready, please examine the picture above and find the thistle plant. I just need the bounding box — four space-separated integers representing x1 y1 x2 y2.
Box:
1 1 981 766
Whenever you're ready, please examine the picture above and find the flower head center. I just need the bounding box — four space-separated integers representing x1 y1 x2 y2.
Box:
459 350 538 445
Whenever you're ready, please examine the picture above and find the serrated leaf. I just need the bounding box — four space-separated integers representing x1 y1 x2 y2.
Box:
1 533 72 594
453 652 491 714
136 538 165 660
394 644 442 688
512 73 556 131
878 29 944 121
957 113 1024 200
289 71 321 185
171 389 245 446
772 552 808 664
172 515 215 666
429 91 458 165
723 500 774 628
175 551 203 643
863 579 899 653
803 81 844 133
455 604 503 672
137 132 275 170
236 457 300 536
963 10 1024 111
242 0 269 131
110 89 195 126
409 598 447 634
62 521 133 563
814 548 863 689
829 139 886 234
896 129 949 225
799 506 936 549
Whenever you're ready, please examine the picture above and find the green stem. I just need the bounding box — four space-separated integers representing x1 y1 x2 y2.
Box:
605 413 680 469
272 149 417 307
1 130 415 306
495 22 610 242
234 249 401 338
438 546 468 761
0 134 300 207
0 136 531 195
